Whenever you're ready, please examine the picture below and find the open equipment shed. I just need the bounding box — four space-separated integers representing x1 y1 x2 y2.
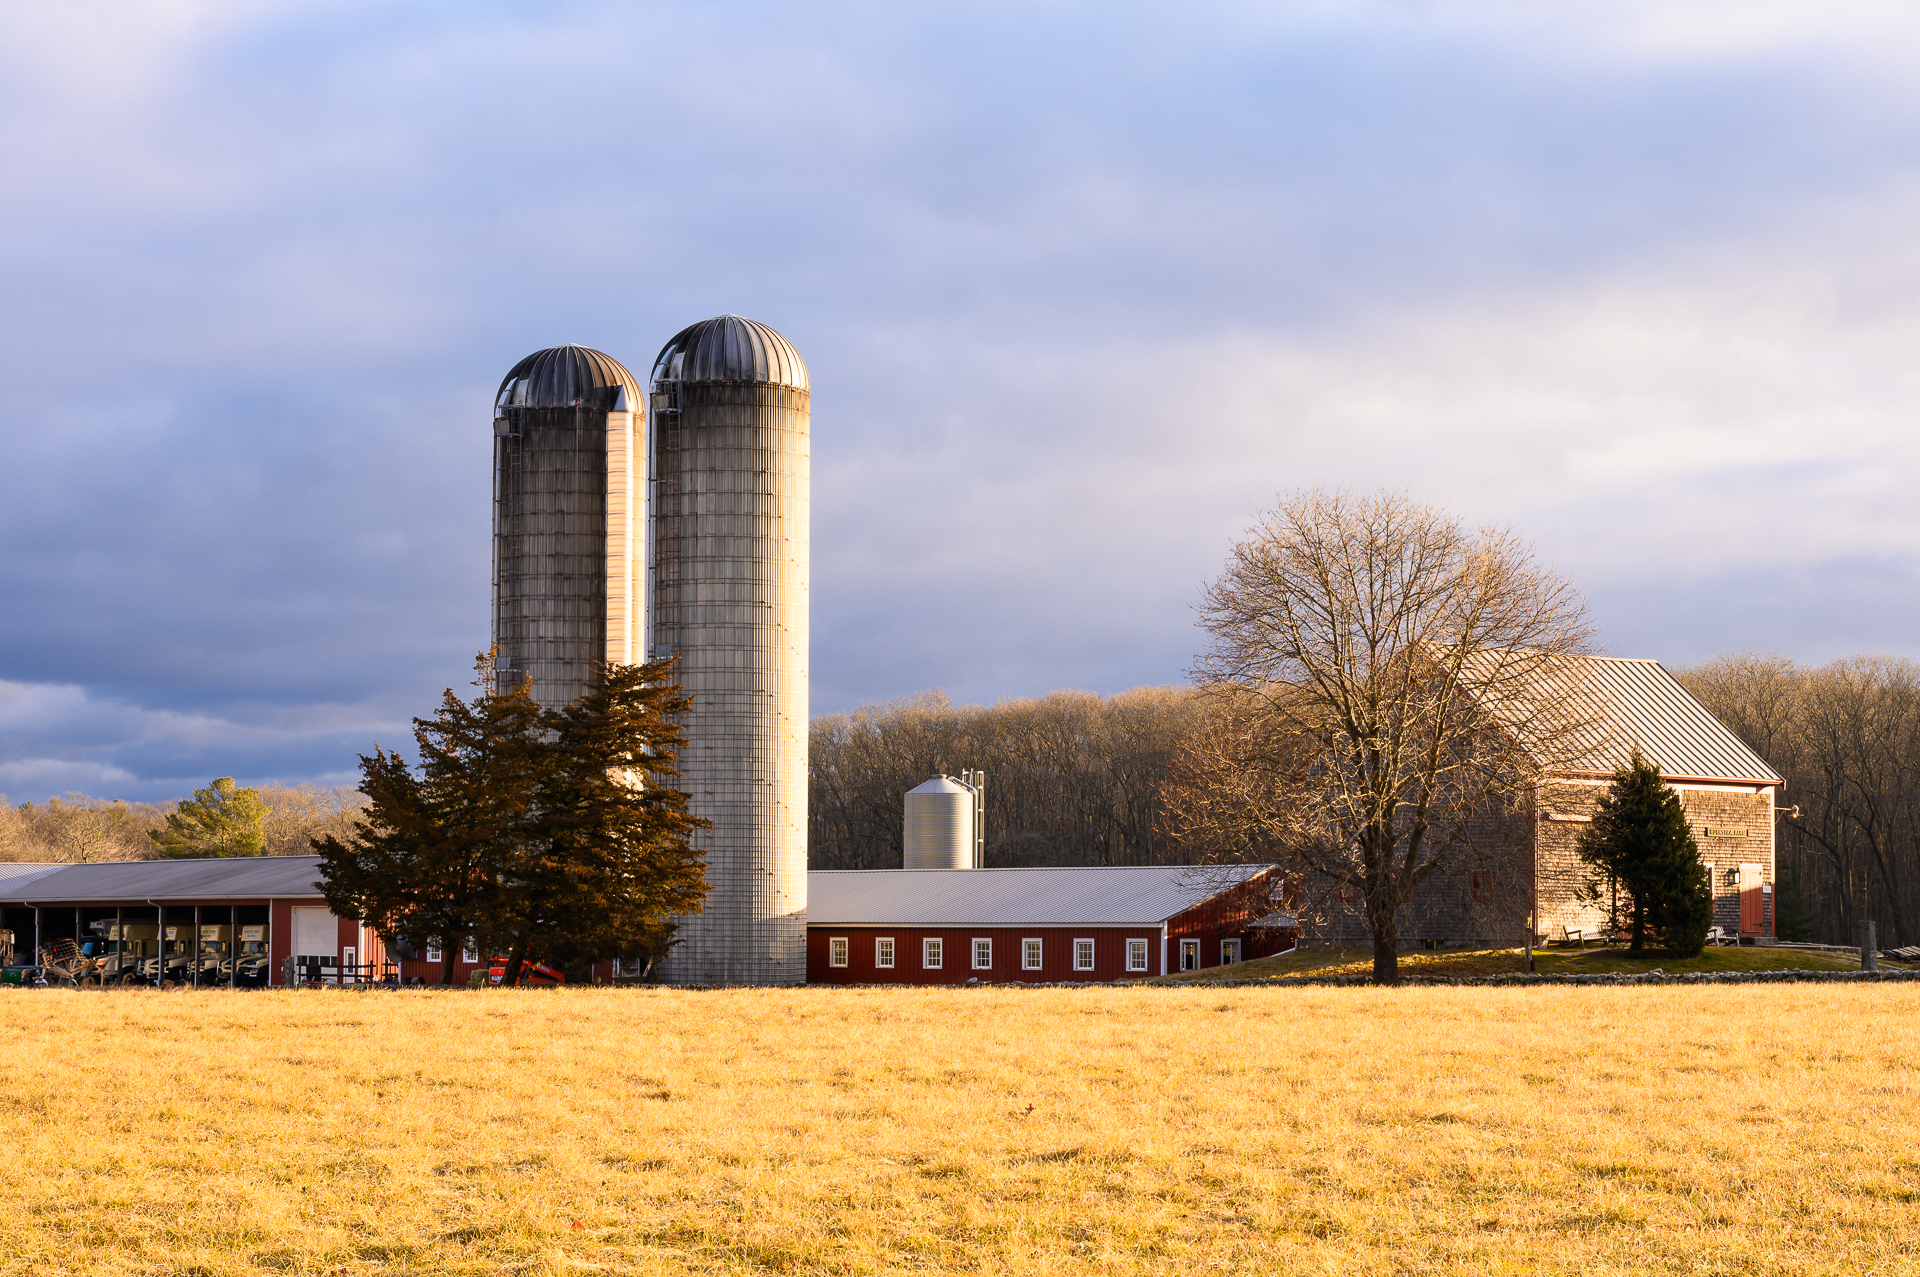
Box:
806 864 1289 984
0 855 386 987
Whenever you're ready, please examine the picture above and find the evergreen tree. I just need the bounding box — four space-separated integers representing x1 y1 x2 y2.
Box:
316 651 708 983
1575 749 1712 957
148 777 268 858
485 661 709 985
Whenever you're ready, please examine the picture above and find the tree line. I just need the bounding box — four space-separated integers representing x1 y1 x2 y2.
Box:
808 686 1219 871
0 784 367 863
1678 653 1920 948
810 648 1920 953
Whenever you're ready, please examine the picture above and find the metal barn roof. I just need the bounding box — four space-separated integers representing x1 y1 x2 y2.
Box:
0 863 66 896
808 865 1275 928
495 344 643 412
651 315 807 390
0 855 326 904
1560 657 1783 785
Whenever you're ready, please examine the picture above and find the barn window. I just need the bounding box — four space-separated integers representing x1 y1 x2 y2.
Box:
1471 870 1492 901
1221 938 1241 965
829 937 848 968
876 937 895 969
461 937 478 964
1022 938 1043 970
425 939 443 964
1180 939 1200 971
923 937 943 969
1074 939 1095 971
972 938 992 969
1126 939 1149 972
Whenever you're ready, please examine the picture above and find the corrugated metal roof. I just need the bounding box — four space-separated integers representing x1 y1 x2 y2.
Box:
0 863 66 895
651 315 807 390
496 345 643 412
1558 657 1783 784
808 865 1274 927
0 855 327 904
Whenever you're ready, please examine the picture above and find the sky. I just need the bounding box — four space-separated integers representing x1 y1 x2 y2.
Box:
4 1 1920 803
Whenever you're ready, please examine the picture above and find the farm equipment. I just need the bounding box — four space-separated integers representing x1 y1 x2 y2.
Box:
37 939 94 987
86 920 157 984
486 957 565 986
233 925 270 987
139 925 195 986
0 932 39 986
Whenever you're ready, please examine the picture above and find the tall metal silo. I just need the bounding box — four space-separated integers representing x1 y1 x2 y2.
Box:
492 345 646 710
648 315 809 986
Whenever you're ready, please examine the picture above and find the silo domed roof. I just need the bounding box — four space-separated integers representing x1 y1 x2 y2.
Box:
496 344 643 413
651 315 807 390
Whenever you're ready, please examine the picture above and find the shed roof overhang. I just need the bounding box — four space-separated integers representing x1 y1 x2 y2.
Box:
0 855 329 906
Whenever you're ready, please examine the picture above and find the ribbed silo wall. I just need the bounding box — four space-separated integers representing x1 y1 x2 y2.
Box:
650 382 808 985
493 405 642 709
904 790 972 870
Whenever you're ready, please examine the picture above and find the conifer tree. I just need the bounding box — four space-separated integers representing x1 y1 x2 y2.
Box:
1576 749 1712 956
316 651 708 983
148 777 269 857
485 660 709 985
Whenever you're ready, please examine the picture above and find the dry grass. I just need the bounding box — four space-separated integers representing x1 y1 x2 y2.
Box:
2 986 1917 1275
1163 944 1870 981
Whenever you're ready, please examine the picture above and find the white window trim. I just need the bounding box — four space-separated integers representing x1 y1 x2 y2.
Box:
923 936 943 970
829 937 849 968
1022 937 1043 971
1126 938 1149 973
876 937 895 969
1220 938 1241 966
461 937 478 964
972 937 992 970
1179 938 1201 972
424 939 443 964
1073 937 1096 972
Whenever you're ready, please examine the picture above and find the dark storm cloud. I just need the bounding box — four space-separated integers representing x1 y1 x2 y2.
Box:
3 2 1919 800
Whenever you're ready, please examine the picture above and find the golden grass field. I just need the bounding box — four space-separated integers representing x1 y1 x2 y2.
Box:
3 985 1917 1275
1160 944 1873 981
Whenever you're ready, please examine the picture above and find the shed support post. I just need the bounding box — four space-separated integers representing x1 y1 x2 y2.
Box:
1864 920 1879 972
115 907 123 983
193 905 202 989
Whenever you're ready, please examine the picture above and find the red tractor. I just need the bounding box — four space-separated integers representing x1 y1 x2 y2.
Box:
486 957 565 986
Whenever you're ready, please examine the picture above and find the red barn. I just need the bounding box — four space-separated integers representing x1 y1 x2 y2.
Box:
806 865 1289 984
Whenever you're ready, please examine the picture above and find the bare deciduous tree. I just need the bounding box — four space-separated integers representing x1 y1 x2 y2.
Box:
1681 653 1920 947
808 688 1219 871
1190 489 1597 984
0 795 162 863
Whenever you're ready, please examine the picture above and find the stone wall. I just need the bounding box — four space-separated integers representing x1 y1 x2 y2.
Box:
1301 778 1779 950
1536 779 1775 941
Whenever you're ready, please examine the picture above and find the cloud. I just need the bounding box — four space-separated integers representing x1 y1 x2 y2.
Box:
2 1 1919 797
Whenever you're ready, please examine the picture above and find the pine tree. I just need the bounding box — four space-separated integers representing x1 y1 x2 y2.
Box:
1575 749 1712 957
316 651 709 983
148 777 268 858
484 660 709 985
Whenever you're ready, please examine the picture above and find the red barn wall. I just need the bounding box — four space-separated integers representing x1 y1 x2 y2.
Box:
808 926 1165 984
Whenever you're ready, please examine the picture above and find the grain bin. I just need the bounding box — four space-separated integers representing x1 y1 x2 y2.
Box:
904 776 975 869
492 345 646 709
647 316 809 986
